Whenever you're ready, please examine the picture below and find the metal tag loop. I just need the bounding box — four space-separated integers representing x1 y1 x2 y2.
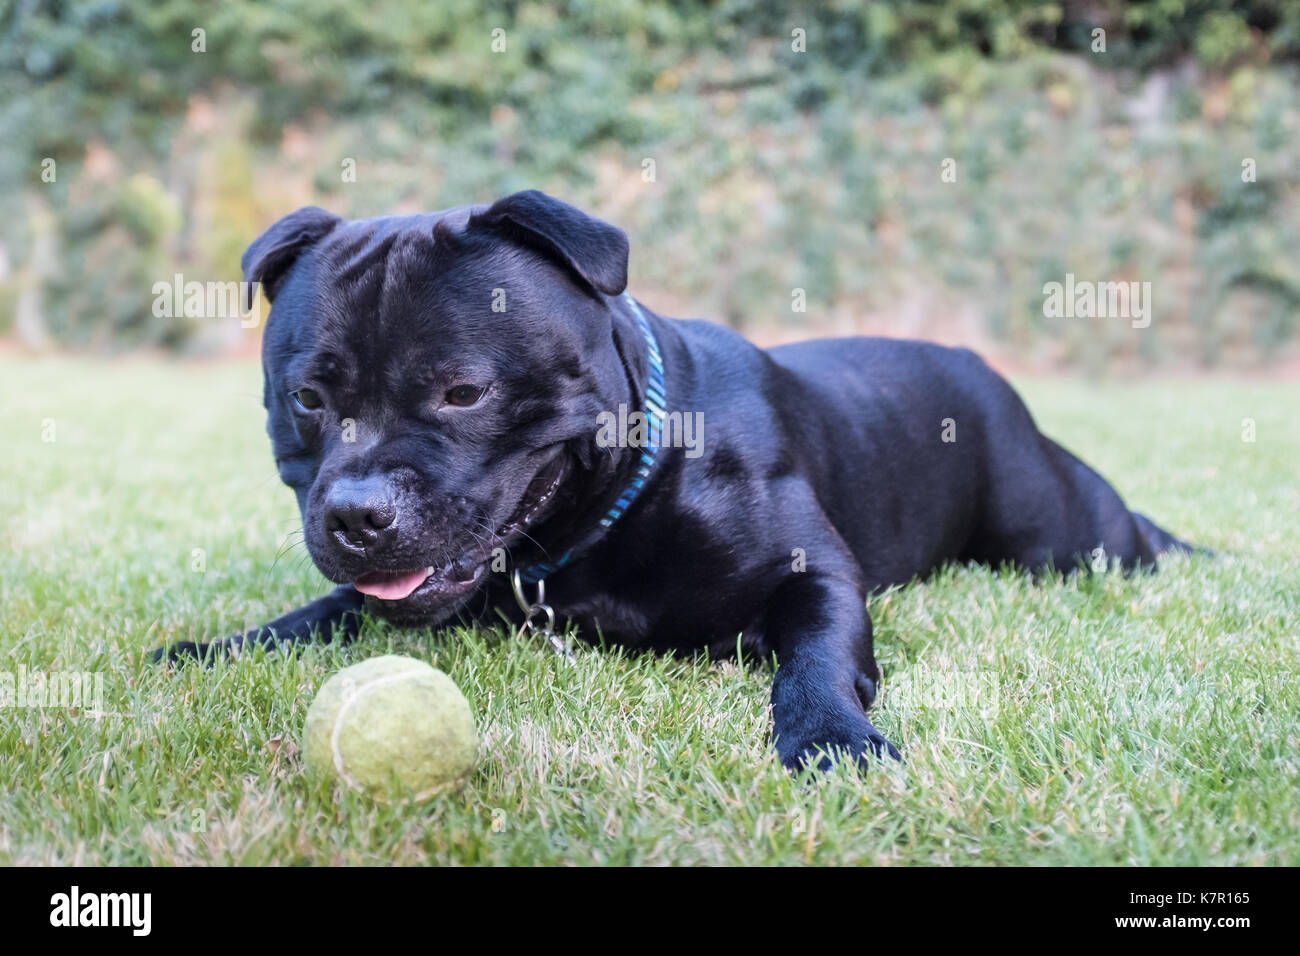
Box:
510 570 574 661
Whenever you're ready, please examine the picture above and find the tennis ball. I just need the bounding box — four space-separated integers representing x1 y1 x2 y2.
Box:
303 655 477 800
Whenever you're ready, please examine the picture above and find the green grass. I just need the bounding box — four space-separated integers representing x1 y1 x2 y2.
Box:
1 355 1297 865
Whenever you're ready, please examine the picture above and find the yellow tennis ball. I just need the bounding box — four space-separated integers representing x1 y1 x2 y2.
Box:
303 655 477 800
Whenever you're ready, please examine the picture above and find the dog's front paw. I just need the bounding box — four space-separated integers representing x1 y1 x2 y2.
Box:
778 714 902 773
150 639 228 666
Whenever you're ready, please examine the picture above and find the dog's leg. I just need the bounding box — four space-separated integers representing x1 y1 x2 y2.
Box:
151 585 365 664
766 570 901 772
959 362 1199 572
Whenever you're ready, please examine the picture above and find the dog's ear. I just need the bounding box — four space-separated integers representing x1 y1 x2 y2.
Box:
241 206 341 310
469 190 629 296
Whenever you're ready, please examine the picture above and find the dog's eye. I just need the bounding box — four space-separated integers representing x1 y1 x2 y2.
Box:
445 384 485 407
291 388 324 411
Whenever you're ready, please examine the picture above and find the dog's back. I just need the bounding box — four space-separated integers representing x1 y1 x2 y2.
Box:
760 334 1191 582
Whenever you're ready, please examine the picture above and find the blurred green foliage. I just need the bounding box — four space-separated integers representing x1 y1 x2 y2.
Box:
1 0 1298 367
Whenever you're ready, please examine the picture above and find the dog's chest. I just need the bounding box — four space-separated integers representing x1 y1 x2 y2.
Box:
557 590 656 648
538 559 764 657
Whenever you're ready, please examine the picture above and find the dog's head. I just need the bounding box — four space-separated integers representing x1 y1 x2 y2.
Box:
245 190 633 623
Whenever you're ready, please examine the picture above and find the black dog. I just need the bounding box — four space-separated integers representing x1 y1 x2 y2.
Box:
154 190 1194 770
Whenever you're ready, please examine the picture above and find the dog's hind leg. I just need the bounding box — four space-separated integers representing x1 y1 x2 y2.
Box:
963 431 1193 574
959 360 1196 573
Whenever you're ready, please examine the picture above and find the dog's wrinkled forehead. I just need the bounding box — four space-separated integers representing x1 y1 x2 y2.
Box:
245 190 630 374
307 213 485 359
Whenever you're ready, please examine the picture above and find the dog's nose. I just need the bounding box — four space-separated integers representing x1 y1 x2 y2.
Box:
323 477 398 551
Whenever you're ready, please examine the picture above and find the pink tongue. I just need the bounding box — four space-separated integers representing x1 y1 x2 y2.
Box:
353 568 431 601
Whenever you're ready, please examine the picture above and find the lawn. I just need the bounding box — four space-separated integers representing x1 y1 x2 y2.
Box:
1 355 1296 865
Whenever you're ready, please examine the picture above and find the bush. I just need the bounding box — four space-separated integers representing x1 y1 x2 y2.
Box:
1 0 1298 364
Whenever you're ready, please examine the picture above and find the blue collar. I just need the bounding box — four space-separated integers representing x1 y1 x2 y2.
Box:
520 292 665 584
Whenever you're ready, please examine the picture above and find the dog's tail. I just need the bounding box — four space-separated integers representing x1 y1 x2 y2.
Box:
1132 511 1211 559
